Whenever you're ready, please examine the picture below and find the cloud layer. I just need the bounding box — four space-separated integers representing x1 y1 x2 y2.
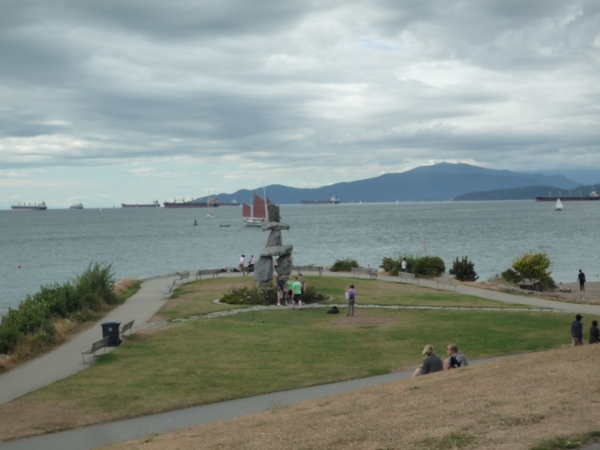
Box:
1 0 599 205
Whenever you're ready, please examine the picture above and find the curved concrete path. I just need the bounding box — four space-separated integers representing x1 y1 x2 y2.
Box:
1 270 599 450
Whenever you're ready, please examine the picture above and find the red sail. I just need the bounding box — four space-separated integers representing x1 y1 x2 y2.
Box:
242 202 252 218
253 194 266 219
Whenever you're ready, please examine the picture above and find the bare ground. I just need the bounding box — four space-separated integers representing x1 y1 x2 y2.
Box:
101 345 600 450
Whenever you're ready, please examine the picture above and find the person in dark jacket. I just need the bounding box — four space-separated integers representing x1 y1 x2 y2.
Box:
590 320 600 344
578 269 586 291
413 344 443 377
572 314 583 346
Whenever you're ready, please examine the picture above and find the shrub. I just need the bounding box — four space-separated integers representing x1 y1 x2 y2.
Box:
449 256 479 282
0 262 117 355
330 259 358 272
220 283 326 305
500 251 556 291
380 254 418 276
412 256 446 278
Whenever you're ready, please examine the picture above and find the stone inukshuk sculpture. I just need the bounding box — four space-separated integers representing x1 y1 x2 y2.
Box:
253 203 293 284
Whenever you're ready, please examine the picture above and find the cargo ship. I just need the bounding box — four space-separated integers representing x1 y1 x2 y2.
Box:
163 197 220 209
11 201 47 211
535 188 600 202
300 195 341 205
70 203 84 209
219 198 240 206
121 200 160 208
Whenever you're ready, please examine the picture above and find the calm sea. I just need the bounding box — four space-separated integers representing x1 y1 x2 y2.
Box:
1 201 598 314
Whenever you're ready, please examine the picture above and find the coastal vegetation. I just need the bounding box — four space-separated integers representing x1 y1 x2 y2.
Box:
0 263 140 365
329 258 359 271
219 283 326 305
381 254 446 277
0 275 592 443
501 251 556 291
449 256 478 281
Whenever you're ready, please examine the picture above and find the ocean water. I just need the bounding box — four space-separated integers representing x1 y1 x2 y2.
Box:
1 201 599 314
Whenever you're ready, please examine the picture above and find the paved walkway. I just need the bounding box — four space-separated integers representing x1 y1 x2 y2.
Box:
1 270 599 450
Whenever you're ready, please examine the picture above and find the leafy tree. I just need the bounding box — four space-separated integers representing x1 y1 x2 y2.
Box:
508 251 555 290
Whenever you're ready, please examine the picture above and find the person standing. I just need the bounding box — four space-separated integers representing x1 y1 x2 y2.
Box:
298 273 306 303
276 275 286 307
401 258 407 272
286 277 294 305
412 344 444 377
346 284 356 316
571 314 583 346
292 276 303 310
238 255 245 275
578 269 586 291
249 255 256 267
590 320 600 344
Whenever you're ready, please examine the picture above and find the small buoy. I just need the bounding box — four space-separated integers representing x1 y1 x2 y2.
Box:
193 219 198 226
18 265 21 268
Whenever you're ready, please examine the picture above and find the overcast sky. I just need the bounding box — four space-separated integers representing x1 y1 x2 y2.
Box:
1 0 599 207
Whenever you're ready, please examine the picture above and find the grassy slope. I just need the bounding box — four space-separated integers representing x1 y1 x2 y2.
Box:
0 276 590 442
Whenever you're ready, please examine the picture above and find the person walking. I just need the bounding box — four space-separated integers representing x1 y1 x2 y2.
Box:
346 284 356 316
401 258 407 272
571 314 583 346
238 255 245 275
578 269 586 291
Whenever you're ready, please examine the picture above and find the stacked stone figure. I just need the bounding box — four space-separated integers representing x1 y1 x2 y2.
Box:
253 204 293 284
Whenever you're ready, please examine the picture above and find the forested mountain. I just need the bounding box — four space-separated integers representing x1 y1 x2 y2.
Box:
215 163 580 204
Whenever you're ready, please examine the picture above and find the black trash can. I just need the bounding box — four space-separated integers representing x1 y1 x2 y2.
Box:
101 321 121 347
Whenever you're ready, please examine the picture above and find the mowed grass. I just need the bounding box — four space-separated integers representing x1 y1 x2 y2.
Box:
1 276 590 442
163 275 527 321
24 307 584 420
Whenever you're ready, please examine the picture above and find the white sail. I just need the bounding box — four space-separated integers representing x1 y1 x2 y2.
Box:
555 199 563 211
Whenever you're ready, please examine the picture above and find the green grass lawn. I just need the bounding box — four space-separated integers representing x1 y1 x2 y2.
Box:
27 299 590 420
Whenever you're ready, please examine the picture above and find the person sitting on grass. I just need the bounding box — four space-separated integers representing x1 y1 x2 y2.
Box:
412 344 443 377
444 344 469 370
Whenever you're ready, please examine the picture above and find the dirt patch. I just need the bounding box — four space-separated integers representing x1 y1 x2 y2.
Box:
0 400 113 441
114 278 137 296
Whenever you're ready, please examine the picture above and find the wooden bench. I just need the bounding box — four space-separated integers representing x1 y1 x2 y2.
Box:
120 320 135 336
164 271 191 294
81 336 110 363
398 272 418 284
352 267 378 279
292 265 324 276
436 277 457 291
194 269 221 280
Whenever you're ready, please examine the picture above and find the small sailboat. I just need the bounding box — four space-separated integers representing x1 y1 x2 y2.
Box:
99 207 104 218
555 198 563 211
243 192 270 227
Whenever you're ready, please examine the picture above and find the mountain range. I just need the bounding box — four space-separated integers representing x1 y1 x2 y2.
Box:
215 163 592 204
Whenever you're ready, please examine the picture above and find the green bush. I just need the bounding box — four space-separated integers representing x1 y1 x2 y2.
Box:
330 259 359 272
412 256 446 278
380 254 418 275
220 283 326 306
503 251 556 291
0 262 117 354
449 256 478 282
